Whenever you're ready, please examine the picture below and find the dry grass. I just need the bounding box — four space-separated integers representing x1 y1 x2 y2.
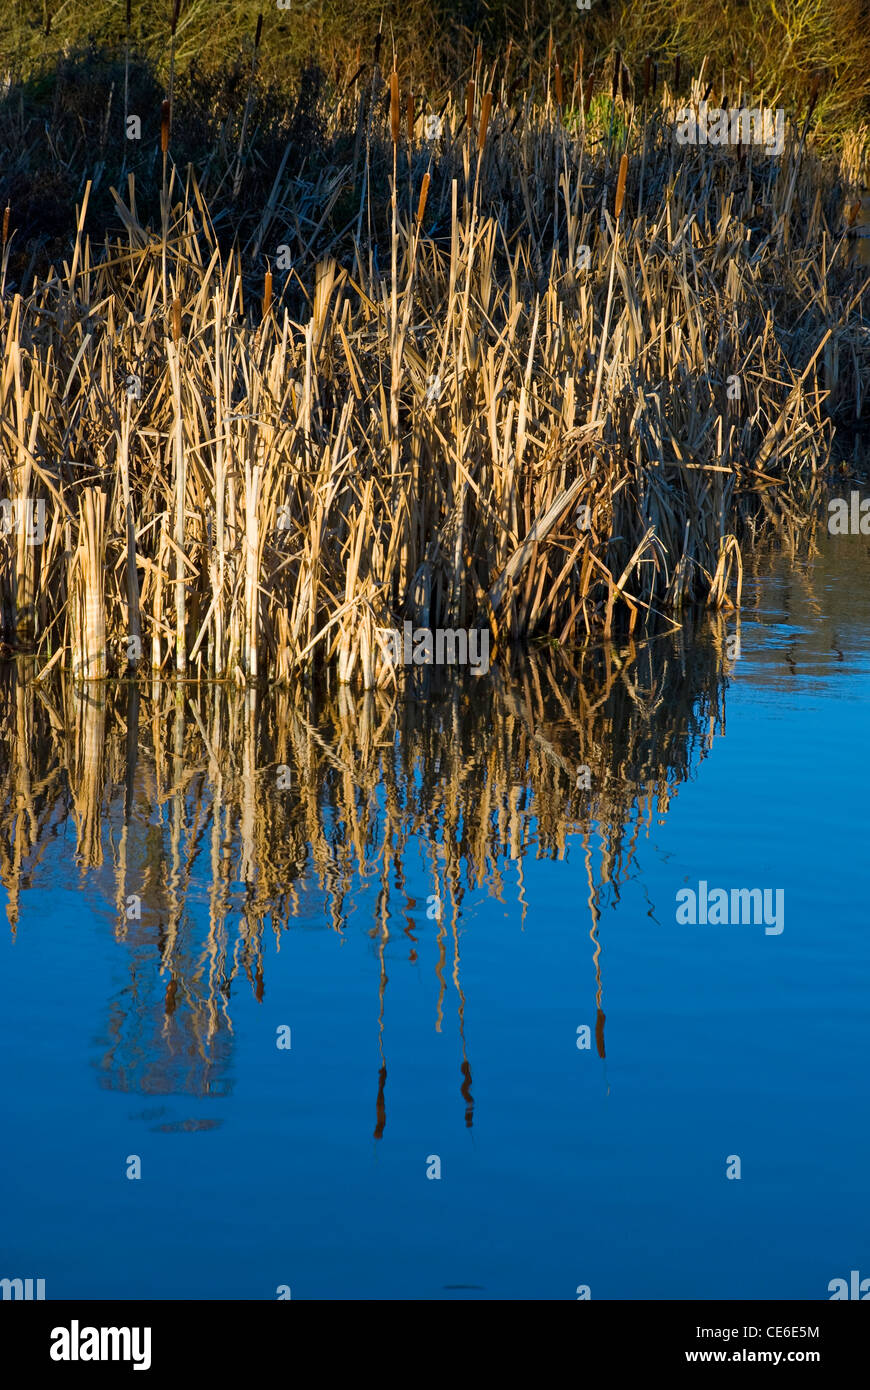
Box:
0 63 866 683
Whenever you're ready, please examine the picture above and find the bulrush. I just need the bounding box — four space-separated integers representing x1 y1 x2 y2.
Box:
160 99 170 153
478 91 493 151
390 69 400 145
615 152 628 219
415 170 430 224
0 74 858 685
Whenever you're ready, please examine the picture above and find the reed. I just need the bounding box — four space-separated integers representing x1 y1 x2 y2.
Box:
0 64 864 684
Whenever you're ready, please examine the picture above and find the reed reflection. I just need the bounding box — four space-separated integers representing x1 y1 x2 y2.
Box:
0 619 740 1129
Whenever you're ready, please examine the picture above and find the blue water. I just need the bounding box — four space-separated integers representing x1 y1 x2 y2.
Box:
1 535 868 1299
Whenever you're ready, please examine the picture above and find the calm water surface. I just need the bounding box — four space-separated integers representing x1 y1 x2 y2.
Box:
1 533 868 1300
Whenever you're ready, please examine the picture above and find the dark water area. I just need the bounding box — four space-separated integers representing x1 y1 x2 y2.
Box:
1 532 868 1300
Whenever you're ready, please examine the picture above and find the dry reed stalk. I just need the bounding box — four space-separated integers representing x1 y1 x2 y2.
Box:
70 488 107 682
390 70 400 146
120 396 142 668
167 316 186 674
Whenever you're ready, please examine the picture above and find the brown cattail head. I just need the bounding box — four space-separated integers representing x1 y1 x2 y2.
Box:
373 31 382 68
126 0 131 25
170 0 180 38
547 32 553 66
406 92 414 141
615 153 628 220
263 269 272 317
416 171 430 225
478 90 493 151
390 70 400 144
554 62 563 109
644 55 651 100
254 12 263 49
475 42 482 71
621 66 630 102
612 50 621 101
466 79 475 133
171 296 182 344
2 205 9 247
160 99 170 153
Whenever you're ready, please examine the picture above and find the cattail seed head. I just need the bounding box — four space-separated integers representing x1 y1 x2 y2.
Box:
615 153 629 220
2 205 9 246
373 32 382 67
390 70 400 144
555 63 563 109
170 0 180 39
171 297 182 344
611 51 621 101
262 269 272 317
478 90 493 150
466 80 475 133
160 99 170 153
416 171 430 225
254 12 262 49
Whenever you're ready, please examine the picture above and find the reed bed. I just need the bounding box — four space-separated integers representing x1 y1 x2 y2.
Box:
0 630 738 1115
0 57 866 683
